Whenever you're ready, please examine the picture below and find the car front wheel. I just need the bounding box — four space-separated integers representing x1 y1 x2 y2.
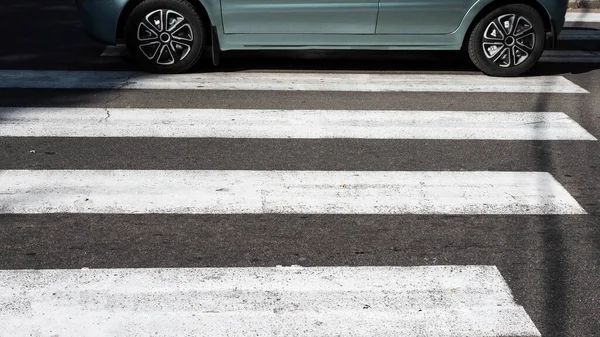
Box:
468 4 545 77
124 0 205 73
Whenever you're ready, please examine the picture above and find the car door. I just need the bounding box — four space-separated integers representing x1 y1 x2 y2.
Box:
221 0 380 34
376 0 475 34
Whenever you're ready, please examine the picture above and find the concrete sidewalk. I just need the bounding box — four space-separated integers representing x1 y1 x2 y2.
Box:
569 0 600 9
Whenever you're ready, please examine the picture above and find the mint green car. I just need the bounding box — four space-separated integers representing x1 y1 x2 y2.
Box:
76 0 568 76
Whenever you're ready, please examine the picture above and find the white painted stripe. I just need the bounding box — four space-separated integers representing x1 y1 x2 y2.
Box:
566 12 600 23
0 70 588 93
0 108 596 140
100 45 126 57
0 170 586 214
0 266 541 337
559 29 600 40
540 50 600 63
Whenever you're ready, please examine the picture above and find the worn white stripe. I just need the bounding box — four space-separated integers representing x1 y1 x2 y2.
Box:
0 70 588 93
541 50 600 63
566 12 600 23
559 29 600 40
0 265 541 337
0 108 596 140
0 170 586 214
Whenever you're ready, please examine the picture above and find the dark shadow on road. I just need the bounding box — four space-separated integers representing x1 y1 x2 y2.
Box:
192 50 479 74
186 49 600 76
530 71 571 337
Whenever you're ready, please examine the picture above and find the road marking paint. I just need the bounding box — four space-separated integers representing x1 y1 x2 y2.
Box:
566 12 600 23
541 50 600 63
0 265 541 337
0 170 586 214
0 70 588 93
0 108 596 140
559 29 600 40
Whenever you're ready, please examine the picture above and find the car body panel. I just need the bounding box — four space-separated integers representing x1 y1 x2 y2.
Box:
75 0 129 45
217 0 484 50
221 0 379 34
376 0 476 34
76 0 568 51
538 0 568 32
219 33 458 50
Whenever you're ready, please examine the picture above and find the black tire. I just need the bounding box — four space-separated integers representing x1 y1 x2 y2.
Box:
124 0 205 73
468 4 545 77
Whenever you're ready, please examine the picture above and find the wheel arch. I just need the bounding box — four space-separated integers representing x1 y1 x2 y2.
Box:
116 0 219 45
459 0 552 50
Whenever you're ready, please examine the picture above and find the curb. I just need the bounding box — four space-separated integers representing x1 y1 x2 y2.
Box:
568 0 600 9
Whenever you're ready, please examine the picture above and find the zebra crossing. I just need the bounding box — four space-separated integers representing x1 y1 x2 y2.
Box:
1 266 540 336
0 170 587 214
565 11 600 23
1 107 595 140
2 71 593 336
0 69 589 93
1 13 599 337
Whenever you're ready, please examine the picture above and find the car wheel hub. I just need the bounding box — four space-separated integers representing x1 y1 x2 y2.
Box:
160 32 171 43
481 14 536 68
136 9 194 66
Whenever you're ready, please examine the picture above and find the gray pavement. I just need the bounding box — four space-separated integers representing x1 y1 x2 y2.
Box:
569 1 600 8
1 0 600 336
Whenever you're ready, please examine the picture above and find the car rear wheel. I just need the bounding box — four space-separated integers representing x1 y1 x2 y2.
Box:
468 4 545 77
124 0 205 73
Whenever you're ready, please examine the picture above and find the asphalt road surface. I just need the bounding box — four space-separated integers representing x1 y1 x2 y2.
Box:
1 1 600 336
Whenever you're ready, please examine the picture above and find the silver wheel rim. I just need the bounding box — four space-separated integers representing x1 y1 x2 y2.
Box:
137 9 194 66
482 14 536 68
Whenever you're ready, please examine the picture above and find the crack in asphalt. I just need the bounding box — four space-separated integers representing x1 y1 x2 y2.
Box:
101 73 137 121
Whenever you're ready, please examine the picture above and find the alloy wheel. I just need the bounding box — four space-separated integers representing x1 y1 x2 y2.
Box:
137 9 194 65
481 14 536 68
